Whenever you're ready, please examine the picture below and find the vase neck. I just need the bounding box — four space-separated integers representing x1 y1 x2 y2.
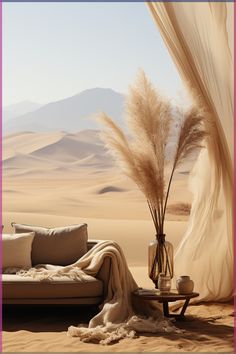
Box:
156 234 165 243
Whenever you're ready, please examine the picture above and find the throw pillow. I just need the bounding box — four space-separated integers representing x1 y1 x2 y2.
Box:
3 232 35 270
12 223 88 266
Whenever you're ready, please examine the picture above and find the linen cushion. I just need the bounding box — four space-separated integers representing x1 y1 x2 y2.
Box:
3 233 35 270
2 273 103 299
12 223 88 266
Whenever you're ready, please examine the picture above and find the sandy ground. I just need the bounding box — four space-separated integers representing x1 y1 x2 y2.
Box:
2 131 234 352
3 302 233 352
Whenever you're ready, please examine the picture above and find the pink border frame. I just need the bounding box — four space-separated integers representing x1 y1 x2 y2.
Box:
232 2 235 346
0 2 234 354
0 0 2 351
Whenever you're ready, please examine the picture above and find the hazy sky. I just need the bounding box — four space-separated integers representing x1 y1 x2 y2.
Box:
3 2 184 106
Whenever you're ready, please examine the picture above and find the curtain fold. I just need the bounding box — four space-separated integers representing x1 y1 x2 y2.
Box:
147 2 233 301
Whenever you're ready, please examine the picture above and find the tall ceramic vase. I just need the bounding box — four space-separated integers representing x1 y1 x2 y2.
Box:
148 234 174 289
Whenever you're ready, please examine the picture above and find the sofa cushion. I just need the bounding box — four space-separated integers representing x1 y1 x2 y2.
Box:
3 233 35 270
12 223 88 266
2 273 103 299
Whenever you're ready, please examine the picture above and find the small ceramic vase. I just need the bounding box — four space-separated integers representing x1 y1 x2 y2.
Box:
158 274 171 294
176 275 194 294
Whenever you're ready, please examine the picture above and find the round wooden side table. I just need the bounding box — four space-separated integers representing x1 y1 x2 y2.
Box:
132 288 199 321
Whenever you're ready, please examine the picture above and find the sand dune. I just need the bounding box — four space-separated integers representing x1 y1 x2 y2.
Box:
3 131 112 175
3 131 64 160
72 129 102 144
31 136 105 162
3 129 196 169
3 153 53 169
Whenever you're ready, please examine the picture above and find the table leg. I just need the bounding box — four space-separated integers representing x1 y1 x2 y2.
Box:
162 299 190 321
163 301 169 317
180 299 190 317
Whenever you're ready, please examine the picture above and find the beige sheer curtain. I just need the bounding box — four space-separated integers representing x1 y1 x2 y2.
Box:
147 2 233 301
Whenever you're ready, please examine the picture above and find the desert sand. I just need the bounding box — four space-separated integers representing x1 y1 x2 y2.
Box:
2 131 234 352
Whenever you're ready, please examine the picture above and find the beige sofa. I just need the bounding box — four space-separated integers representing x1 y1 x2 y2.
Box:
3 240 111 305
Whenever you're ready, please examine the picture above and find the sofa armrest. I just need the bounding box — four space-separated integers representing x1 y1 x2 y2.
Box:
86 240 111 299
87 239 100 251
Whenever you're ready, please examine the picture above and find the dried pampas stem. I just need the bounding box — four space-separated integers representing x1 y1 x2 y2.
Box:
99 70 207 237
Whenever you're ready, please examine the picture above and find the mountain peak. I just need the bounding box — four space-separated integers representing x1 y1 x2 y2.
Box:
4 88 125 135
79 87 121 94
3 101 43 122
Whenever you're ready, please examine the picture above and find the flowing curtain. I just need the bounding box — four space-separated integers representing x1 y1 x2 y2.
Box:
147 2 233 301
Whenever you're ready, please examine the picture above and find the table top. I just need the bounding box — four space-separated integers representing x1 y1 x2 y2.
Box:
132 288 199 301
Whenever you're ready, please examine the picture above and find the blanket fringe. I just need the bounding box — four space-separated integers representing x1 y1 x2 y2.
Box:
68 316 183 345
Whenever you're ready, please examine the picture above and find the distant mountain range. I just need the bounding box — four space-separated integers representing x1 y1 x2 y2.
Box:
3 101 42 122
3 88 192 176
3 88 125 134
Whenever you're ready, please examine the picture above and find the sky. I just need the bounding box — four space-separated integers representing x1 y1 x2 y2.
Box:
3 2 184 107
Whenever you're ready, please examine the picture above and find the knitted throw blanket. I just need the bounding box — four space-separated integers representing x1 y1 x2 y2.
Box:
17 240 181 344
